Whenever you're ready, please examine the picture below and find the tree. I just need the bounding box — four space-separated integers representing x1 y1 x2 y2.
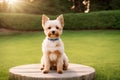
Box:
69 0 90 13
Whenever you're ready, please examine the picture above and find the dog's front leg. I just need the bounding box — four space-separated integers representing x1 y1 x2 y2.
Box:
57 57 63 74
40 56 44 70
63 53 69 70
42 55 50 74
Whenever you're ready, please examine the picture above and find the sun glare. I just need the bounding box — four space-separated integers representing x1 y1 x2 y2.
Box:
0 0 34 12
0 1 3 3
7 0 17 4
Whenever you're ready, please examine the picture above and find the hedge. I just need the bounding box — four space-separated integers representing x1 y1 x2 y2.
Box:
0 10 120 30
0 13 41 30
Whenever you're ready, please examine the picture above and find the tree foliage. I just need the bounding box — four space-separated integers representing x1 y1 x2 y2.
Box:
0 0 120 14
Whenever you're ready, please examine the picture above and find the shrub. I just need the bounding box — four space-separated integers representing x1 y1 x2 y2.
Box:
0 13 42 30
0 10 120 30
64 10 120 30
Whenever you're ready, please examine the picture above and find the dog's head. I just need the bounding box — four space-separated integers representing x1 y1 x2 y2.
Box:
42 14 64 38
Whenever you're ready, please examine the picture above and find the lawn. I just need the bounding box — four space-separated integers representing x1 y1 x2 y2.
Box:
0 30 120 80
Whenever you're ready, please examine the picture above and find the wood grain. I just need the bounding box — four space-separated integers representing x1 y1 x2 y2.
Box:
9 63 95 80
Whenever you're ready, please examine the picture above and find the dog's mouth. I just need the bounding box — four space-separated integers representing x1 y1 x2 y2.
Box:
48 31 59 38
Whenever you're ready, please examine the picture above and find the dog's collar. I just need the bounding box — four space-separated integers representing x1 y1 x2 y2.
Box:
48 38 59 41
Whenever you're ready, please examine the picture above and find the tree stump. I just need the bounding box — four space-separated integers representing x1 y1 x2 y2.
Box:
9 63 95 80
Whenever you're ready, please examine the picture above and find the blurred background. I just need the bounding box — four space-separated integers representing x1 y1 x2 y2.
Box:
0 0 120 15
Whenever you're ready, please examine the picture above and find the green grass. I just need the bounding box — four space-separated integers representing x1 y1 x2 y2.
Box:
0 30 120 80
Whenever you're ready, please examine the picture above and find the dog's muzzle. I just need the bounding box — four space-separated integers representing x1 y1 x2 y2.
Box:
52 31 55 34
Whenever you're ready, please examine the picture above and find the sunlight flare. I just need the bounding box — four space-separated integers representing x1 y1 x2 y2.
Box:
7 0 17 4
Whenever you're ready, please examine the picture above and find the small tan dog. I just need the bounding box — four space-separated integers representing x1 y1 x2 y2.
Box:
40 14 69 74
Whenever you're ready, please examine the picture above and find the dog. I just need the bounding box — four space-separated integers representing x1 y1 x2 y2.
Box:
40 14 69 74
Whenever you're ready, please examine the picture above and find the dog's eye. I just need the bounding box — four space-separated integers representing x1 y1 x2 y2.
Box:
56 26 59 29
48 27 51 29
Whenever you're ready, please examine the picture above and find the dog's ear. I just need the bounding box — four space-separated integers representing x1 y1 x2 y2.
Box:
57 14 64 27
42 14 49 27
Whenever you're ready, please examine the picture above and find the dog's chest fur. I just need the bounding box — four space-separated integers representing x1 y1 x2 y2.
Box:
42 38 64 61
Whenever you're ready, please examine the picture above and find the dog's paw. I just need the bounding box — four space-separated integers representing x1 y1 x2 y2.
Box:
63 65 68 70
57 70 63 74
40 67 44 70
42 69 49 74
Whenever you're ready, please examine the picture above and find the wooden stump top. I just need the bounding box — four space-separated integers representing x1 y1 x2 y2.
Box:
9 63 95 80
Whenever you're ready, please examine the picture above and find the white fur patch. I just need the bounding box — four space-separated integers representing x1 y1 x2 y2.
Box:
49 53 57 61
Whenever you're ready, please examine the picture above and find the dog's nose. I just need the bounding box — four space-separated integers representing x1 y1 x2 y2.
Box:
52 31 55 34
